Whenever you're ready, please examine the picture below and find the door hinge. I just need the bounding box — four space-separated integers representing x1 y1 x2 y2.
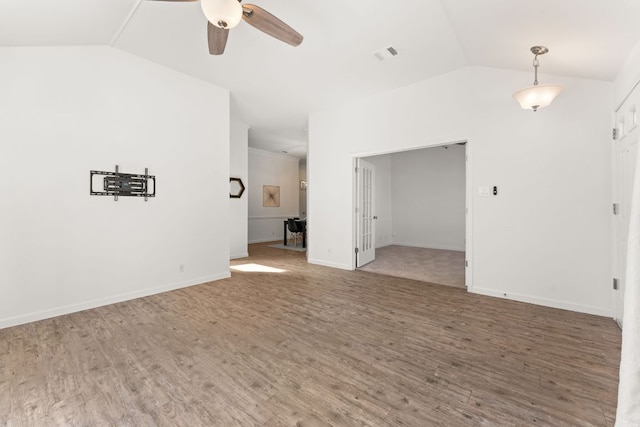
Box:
355 247 359 254
613 128 618 140
613 278 619 290
613 203 619 215
355 166 359 173
465 260 468 267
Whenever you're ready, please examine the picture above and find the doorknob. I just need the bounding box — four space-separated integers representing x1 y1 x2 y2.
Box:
373 216 378 219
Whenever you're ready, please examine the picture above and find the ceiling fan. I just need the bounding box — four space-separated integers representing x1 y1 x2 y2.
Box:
150 0 303 55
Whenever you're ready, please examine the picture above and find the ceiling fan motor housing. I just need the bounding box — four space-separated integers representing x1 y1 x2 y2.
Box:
201 0 243 29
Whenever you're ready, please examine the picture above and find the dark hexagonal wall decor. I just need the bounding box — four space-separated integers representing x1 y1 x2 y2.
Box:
229 177 245 198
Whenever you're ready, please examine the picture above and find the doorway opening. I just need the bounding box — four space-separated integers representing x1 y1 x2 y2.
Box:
354 141 471 289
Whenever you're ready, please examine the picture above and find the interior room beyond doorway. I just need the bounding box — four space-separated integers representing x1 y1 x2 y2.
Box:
358 143 466 287
359 246 465 288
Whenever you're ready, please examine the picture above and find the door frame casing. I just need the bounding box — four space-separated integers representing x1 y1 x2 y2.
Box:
612 101 640 326
351 139 473 290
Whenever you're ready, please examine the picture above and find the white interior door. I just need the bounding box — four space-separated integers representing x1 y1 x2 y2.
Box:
614 97 640 326
356 158 376 267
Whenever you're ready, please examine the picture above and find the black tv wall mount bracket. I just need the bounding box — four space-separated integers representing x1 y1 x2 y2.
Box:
90 165 156 202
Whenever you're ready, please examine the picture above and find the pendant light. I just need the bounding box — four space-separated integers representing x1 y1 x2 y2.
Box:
513 46 563 112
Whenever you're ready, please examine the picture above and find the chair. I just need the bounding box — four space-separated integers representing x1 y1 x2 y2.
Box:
295 220 307 248
287 219 303 247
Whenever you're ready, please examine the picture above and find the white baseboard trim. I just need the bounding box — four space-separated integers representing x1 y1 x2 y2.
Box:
471 287 613 318
0 272 231 330
391 242 465 252
230 252 249 260
308 258 352 271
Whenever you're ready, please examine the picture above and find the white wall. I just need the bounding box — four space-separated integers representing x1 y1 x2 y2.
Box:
0 46 230 328
615 40 640 107
309 66 613 317
248 148 300 243
364 155 393 248
391 145 465 251
230 121 249 259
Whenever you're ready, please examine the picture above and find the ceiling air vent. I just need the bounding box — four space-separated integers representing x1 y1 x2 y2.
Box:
373 46 399 61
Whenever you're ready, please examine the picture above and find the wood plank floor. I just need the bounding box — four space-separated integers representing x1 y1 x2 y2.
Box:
1 242 621 426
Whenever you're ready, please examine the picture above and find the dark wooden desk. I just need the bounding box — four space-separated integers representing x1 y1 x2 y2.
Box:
283 219 306 248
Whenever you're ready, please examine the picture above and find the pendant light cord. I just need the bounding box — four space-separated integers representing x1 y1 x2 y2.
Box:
533 55 539 86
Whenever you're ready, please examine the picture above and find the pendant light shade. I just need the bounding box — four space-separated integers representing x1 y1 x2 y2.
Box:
201 0 243 29
513 46 562 112
513 83 563 111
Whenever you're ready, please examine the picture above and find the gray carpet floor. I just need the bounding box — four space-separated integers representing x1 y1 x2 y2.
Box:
358 245 465 288
268 243 306 252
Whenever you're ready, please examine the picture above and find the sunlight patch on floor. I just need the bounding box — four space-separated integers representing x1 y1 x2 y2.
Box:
230 263 286 273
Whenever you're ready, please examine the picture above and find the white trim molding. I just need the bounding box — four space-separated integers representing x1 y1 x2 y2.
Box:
471 287 613 318
0 273 230 330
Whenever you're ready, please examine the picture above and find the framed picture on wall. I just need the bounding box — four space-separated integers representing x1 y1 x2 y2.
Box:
263 185 280 207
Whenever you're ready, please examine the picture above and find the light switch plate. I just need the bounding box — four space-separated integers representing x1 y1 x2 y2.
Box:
479 186 491 197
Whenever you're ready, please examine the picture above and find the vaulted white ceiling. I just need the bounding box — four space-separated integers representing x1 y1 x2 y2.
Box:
2 0 640 157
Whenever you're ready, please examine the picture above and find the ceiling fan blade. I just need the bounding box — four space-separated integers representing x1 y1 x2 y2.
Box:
208 22 230 55
242 4 303 47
